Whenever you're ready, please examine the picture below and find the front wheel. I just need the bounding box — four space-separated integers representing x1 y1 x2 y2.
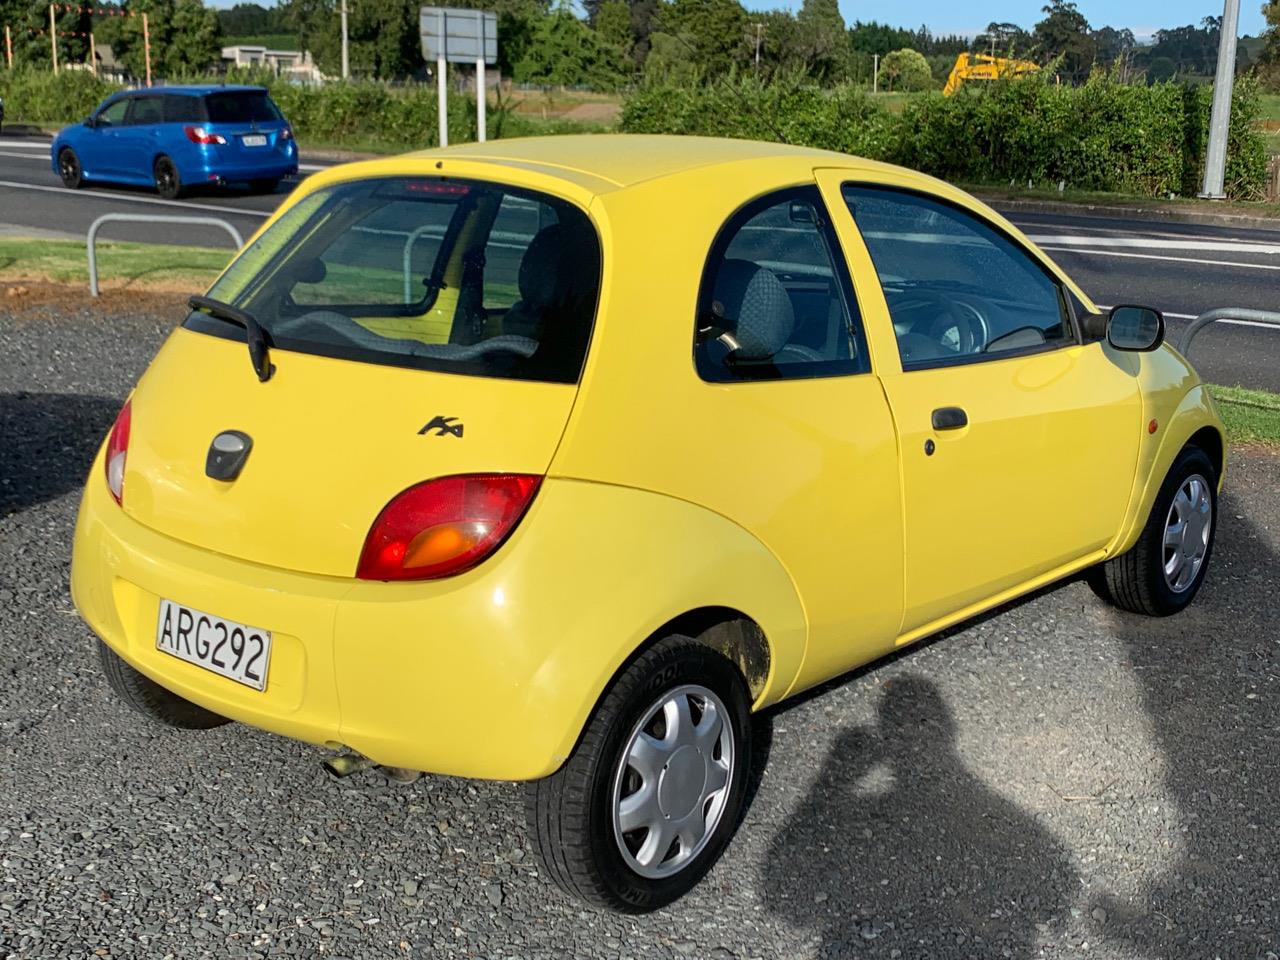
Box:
153 155 182 199
58 148 83 189
1090 445 1217 616
526 635 753 912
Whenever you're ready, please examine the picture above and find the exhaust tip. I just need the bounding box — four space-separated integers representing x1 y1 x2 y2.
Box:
322 752 377 778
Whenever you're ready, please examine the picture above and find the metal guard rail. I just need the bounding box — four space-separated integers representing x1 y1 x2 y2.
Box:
87 214 244 297
1178 307 1280 354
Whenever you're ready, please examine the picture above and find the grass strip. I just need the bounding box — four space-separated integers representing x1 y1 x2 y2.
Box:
0 236 231 291
1209 384 1280 446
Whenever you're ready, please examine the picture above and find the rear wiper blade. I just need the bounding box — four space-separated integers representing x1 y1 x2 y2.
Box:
188 295 275 382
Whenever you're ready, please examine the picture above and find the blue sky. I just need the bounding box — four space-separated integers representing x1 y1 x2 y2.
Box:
740 1 1268 40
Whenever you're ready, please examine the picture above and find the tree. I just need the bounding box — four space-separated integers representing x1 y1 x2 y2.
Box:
1258 0 1280 89
880 47 931 91
795 0 845 81
1032 0 1096 82
95 0 221 78
595 0 633 62
512 5 628 88
974 21 1032 57
1090 26 1135 69
216 3 288 39
285 0 425 79
0 0 93 67
657 0 747 79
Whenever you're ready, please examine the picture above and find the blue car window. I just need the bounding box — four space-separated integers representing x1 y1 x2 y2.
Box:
203 92 283 124
125 97 164 126
162 95 204 124
95 99 129 128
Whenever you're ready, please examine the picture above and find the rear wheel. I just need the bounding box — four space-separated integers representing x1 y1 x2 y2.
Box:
153 155 182 199
1090 445 1217 616
526 634 752 912
98 642 229 729
58 148 83 189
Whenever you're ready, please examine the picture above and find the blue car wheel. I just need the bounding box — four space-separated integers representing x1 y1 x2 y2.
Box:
154 155 182 200
58 148 84 190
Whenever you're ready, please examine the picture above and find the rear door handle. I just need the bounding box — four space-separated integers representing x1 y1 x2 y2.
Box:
931 406 968 430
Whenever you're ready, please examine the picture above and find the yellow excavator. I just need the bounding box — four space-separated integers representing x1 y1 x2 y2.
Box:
943 53 1040 96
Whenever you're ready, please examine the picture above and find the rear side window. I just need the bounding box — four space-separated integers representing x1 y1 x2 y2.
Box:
196 177 602 385
844 185 1076 368
204 91 283 124
162 94 204 124
125 96 164 126
695 186 869 383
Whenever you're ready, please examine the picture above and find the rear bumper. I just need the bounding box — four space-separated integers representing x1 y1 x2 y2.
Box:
70 461 621 781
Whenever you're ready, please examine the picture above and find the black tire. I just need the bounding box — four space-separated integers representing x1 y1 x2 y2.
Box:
153 155 182 199
1089 445 1218 616
526 634 753 913
97 642 230 730
249 178 280 194
58 148 83 189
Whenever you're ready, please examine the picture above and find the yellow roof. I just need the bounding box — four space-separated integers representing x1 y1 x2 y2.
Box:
402 134 854 194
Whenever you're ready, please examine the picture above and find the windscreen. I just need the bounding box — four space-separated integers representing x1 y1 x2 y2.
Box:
203 91 284 123
191 177 602 384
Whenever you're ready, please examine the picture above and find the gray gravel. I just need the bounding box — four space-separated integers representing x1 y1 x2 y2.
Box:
2 292 1279 959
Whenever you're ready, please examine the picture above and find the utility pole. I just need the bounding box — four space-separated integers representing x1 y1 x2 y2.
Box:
340 0 349 80
4 24 11 70
89 31 96 75
1200 0 1241 199
436 52 447 146
753 22 763 73
873 53 879 93
49 4 57 74
142 12 151 86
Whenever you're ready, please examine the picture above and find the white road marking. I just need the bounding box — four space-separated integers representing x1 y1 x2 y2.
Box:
0 150 49 161
1041 245 1280 271
0 178 269 217
1031 234 1280 255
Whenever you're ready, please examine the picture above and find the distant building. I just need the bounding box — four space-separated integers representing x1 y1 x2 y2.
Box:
221 46 324 84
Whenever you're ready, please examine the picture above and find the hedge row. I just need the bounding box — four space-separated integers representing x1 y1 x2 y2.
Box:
0 67 597 150
621 73 1271 201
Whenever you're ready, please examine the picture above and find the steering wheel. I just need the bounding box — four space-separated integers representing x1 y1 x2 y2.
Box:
897 292 988 356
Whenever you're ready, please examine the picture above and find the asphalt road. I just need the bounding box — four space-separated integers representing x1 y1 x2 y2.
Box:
1 131 1277 390
3 296 1279 958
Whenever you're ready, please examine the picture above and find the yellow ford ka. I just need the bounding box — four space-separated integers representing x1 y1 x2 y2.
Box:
71 135 1224 912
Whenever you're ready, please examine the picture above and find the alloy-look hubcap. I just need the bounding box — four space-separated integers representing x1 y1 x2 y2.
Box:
611 684 734 879
1163 473 1212 593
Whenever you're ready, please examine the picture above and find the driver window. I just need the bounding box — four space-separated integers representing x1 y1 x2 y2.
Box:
843 185 1075 369
96 99 130 128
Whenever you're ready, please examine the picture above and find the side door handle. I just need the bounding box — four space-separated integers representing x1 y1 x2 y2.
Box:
931 406 968 430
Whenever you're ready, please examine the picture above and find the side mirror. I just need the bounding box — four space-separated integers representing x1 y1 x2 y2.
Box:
84 116 96 128
1107 305 1164 352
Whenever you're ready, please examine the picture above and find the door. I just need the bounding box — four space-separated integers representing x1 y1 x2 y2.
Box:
84 97 130 178
822 177 1142 634
119 95 165 182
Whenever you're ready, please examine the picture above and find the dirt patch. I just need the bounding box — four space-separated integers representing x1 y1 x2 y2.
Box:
559 101 622 124
0 280 192 316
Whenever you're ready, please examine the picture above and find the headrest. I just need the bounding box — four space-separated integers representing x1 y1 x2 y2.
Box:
711 259 794 360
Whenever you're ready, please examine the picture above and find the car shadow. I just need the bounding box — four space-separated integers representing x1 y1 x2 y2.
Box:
1088 485 1280 957
761 673 1078 956
0 392 119 516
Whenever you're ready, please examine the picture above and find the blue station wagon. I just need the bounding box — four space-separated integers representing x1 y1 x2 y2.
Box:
51 85 298 199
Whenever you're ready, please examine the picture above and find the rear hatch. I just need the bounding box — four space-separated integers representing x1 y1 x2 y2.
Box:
119 173 602 579
201 89 291 165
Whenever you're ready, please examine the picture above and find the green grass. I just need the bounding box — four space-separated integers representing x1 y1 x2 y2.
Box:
0 237 231 289
1209 385 1280 445
223 34 298 51
1259 93 1280 123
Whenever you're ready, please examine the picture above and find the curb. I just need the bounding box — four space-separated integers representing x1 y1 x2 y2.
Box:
977 195 1280 231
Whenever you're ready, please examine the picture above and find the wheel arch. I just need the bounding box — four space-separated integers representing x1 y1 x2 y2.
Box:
1187 424 1224 483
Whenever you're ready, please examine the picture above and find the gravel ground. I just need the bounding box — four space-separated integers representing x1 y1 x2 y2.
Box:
2 290 1278 960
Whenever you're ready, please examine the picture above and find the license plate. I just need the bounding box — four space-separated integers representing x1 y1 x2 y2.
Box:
156 599 271 691
241 134 267 147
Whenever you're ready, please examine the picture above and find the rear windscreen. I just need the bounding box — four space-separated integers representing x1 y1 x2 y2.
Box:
203 91 284 124
191 177 603 384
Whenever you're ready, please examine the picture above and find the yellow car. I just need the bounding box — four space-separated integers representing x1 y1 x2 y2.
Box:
71 135 1224 912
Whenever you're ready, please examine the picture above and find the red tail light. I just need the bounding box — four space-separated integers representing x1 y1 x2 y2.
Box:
184 125 227 145
356 474 542 581
104 399 132 506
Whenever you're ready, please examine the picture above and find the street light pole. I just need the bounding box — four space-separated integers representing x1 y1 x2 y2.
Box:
1200 0 1241 199
340 0 349 80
